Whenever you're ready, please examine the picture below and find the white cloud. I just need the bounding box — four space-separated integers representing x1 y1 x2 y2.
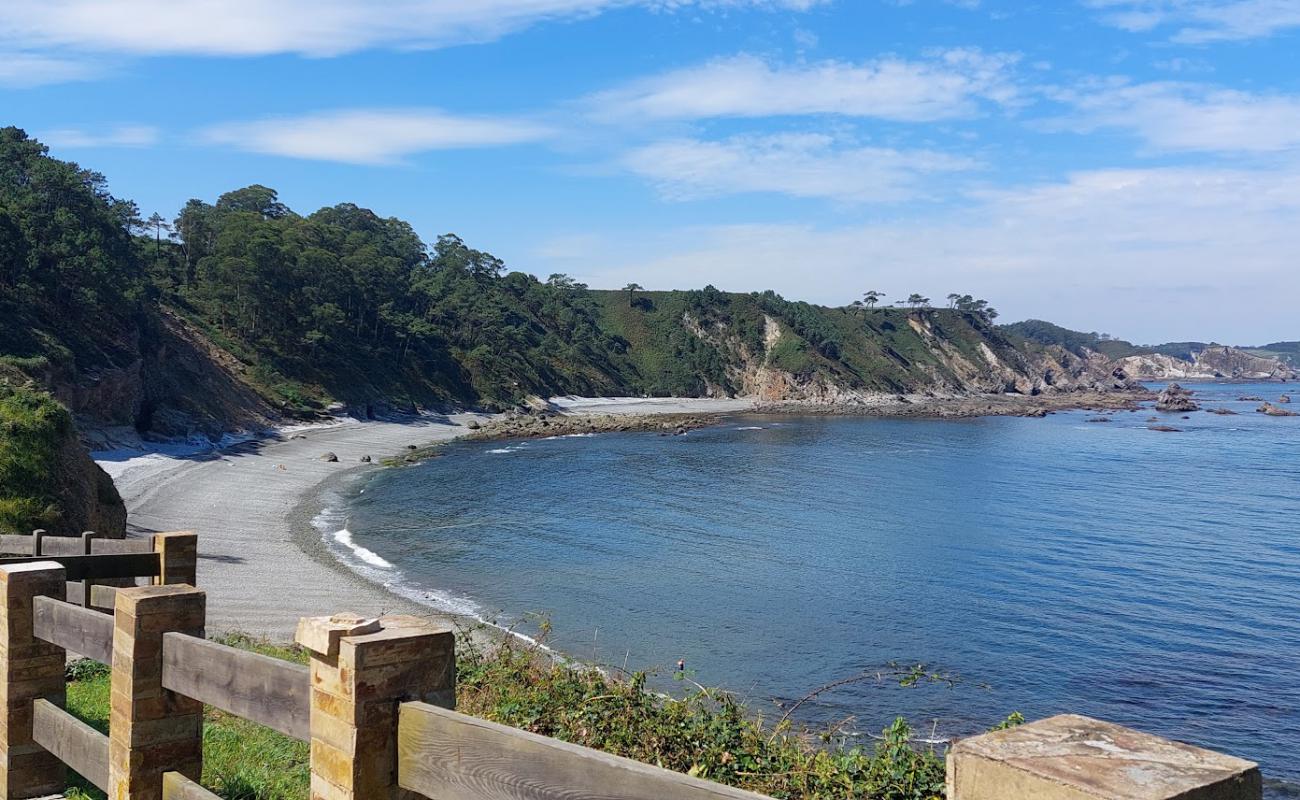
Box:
588 50 1022 123
201 109 552 165
538 164 1300 342
42 125 159 148
1087 0 1300 43
0 52 97 87
1053 81 1300 153
622 133 978 201
0 0 825 59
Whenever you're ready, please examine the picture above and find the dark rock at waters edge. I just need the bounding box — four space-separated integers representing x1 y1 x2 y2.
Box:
1155 384 1199 413
359 455 371 463
319 451 338 462
1239 395 1265 402
1148 425 1182 432
1280 394 1293 404
1206 407 1238 416
755 390 1146 420
1258 402 1299 417
467 412 723 443
1085 417 1112 423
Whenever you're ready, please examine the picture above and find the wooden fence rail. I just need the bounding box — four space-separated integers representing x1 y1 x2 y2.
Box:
160 631 311 741
32 594 113 663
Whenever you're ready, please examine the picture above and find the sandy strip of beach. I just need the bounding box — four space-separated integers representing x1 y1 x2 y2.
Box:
97 398 754 640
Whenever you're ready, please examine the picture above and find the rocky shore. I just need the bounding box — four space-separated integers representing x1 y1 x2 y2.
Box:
754 390 1151 419
466 411 724 442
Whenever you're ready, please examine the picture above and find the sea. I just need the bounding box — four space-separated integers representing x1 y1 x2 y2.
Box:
315 382 1300 795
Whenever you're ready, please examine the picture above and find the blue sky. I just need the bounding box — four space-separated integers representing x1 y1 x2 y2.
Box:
3 0 1299 344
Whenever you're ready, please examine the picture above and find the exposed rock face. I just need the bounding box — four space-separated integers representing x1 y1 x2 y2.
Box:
50 309 278 441
52 429 127 537
1155 384 1199 412
1258 402 1299 417
1117 346 1299 381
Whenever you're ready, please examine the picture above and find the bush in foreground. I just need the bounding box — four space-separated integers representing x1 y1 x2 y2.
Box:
63 629 950 800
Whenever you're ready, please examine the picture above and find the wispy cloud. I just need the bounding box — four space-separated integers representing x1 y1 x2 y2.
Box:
587 50 1022 123
622 133 978 201
43 124 159 148
1087 0 1300 43
201 109 552 165
1051 80 1300 153
0 52 97 87
542 164 1300 342
0 0 825 60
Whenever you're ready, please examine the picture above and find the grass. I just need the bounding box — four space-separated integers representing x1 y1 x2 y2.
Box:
60 628 967 800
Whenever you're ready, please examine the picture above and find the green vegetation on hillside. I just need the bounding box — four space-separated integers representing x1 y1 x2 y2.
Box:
999 319 1144 359
0 385 70 532
4 127 1153 427
64 630 960 800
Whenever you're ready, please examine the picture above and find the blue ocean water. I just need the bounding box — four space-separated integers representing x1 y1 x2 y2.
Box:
329 382 1300 792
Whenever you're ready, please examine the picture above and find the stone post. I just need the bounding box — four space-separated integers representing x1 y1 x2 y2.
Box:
0 562 66 799
947 714 1261 800
151 532 197 587
296 613 455 800
109 585 206 800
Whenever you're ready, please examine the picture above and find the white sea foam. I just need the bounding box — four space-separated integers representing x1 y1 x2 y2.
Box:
736 426 765 431
487 448 517 454
331 528 393 569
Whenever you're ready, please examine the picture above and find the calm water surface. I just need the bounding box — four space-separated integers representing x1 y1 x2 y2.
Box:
326 382 1300 793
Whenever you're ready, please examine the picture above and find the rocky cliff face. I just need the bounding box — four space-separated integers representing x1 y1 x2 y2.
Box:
50 427 127 537
1115 346 1298 381
48 310 279 444
677 310 1143 405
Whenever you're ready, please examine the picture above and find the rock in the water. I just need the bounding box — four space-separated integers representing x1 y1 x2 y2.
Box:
359 455 372 463
466 420 481 430
1258 402 1299 417
1155 383 1199 412
1279 394 1292 404
319 452 339 462
1085 417 1111 423
1206 407 1238 416
1148 425 1182 432
1239 395 1264 402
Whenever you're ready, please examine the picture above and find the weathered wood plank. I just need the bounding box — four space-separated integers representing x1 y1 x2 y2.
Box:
163 771 222 800
32 699 110 792
32 595 113 664
397 702 773 800
91 538 154 555
37 537 86 556
0 552 159 581
0 533 32 553
64 581 120 610
160 632 310 741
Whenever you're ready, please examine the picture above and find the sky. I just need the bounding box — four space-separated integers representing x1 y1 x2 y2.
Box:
3 0 1299 344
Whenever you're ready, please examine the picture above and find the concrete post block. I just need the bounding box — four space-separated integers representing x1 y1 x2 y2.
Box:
151 532 198 588
109 584 206 800
0 562 67 800
947 714 1261 800
297 613 454 800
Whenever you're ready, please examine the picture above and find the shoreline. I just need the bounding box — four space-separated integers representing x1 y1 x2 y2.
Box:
94 390 1150 641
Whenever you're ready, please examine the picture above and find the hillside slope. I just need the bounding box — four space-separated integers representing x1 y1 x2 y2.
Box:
1003 321 1298 381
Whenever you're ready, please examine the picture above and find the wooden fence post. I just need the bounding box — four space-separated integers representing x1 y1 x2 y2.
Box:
152 532 197 587
80 532 98 609
296 613 455 800
0 561 67 799
109 585 206 800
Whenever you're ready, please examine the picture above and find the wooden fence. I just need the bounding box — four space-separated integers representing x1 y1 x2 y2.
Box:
0 533 772 800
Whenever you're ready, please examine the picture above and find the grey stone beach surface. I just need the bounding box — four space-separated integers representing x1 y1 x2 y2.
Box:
95 398 756 640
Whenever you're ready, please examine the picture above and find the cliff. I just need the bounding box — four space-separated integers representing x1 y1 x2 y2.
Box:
1115 346 1298 381
1002 321 1297 383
